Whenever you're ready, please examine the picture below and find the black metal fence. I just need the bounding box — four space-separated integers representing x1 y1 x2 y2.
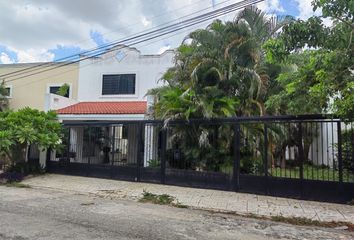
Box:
47 115 354 203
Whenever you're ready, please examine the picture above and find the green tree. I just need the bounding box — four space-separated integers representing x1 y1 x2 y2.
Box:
0 108 62 165
264 0 354 118
149 7 292 172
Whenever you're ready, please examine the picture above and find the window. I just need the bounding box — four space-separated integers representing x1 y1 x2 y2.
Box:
102 74 136 95
4 87 11 97
2 86 12 98
49 84 70 98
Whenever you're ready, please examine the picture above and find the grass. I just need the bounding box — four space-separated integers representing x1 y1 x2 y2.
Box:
212 163 354 182
1 182 31 188
139 190 188 208
270 165 354 182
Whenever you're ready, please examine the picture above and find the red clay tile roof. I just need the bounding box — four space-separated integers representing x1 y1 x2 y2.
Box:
56 101 147 115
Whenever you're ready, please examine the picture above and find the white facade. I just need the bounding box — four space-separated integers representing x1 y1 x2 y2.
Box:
48 46 175 167
44 93 79 112
77 46 174 102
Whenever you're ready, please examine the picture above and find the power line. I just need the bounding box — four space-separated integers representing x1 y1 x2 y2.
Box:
3 0 264 83
0 0 234 80
13 21 207 90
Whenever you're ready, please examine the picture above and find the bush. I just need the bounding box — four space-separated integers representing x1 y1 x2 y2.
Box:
148 159 160 168
0 162 45 184
0 171 24 183
5 162 45 176
240 156 263 174
341 131 354 172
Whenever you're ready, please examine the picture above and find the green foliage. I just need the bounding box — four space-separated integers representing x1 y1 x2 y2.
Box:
240 156 263 175
147 159 160 168
264 0 354 118
139 191 175 205
0 108 62 164
150 7 292 120
4 162 46 175
312 0 354 25
340 130 354 172
56 83 70 97
265 51 328 115
148 7 294 171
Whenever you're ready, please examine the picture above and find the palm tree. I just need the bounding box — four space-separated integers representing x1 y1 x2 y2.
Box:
148 7 294 173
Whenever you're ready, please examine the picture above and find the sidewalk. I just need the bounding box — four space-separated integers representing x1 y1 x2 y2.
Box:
23 174 354 224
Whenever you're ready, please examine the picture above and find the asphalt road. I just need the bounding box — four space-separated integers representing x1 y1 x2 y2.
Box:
0 186 352 240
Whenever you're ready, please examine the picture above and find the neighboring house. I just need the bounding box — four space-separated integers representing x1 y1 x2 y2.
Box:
0 63 79 110
0 46 174 168
0 62 79 164
50 46 175 167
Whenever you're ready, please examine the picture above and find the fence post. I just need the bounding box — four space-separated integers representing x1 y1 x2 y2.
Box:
66 127 71 162
65 127 71 175
46 147 51 172
110 126 116 179
263 123 269 194
337 121 343 183
136 123 143 182
298 123 304 180
263 123 268 177
160 126 167 184
233 123 241 191
87 126 91 177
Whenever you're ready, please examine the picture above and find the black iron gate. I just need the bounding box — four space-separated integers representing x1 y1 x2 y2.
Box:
47 115 354 203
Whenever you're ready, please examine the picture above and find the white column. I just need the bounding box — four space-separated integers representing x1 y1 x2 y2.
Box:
143 125 158 167
70 127 84 162
39 150 47 167
127 125 138 164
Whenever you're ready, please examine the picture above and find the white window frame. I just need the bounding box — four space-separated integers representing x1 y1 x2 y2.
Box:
100 72 139 99
47 83 72 98
3 85 12 98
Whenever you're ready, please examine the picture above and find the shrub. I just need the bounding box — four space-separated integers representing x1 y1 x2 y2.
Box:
240 156 263 174
5 162 45 175
148 159 160 168
0 171 24 183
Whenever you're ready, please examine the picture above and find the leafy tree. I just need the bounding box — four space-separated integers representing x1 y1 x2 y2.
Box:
151 7 291 120
264 0 354 118
0 108 62 166
149 7 292 172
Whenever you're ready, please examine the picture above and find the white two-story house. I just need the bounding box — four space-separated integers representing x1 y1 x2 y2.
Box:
50 45 174 168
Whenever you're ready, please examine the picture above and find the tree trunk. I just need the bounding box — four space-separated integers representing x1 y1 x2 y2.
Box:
10 143 27 165
281 147 286 169
303 143 310 163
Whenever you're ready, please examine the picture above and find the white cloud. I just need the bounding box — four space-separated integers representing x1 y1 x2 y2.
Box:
257 0 285 13
15 48 54 63
0 0 289 62
0 53 14 64
141 16 152 27
294 0 318 20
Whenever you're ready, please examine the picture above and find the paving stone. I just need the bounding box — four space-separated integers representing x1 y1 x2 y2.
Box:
23 174 354 224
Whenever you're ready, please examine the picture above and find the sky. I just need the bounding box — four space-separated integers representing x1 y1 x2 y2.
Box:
0 0 319 64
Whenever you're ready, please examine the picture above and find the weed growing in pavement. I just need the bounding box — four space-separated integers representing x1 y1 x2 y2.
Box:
139 190 188 208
